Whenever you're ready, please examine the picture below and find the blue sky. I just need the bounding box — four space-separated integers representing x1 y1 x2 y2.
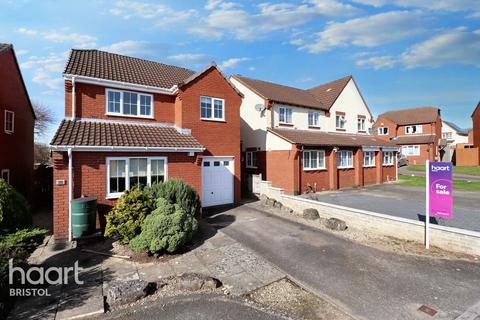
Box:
1 0 479 143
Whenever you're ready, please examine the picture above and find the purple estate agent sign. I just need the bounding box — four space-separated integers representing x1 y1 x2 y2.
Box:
428 162 453 219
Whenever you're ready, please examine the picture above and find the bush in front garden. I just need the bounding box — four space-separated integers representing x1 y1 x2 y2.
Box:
130 198 198 254
104 187 155 244
145 179 200 217
0 179 31 231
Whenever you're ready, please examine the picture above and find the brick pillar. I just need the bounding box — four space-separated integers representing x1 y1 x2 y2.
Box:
355 148 363 187
293 144 301 195
329 149 338 190
52 151 69 240
375 150 383 184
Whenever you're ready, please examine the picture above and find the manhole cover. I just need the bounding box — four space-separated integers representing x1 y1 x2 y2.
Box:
418 305 437 316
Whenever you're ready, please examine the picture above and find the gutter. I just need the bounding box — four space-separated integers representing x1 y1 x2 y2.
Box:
71 77 76 120
50 145 205 153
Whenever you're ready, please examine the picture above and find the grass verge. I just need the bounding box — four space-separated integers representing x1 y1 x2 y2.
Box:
398 174 480 191
406 165 480 176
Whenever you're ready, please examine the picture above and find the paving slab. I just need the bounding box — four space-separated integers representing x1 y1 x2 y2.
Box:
137 262 176 282
55 284 104 320
220 271 265 296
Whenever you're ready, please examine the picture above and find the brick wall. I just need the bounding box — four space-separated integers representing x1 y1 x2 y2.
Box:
399 143 432 165
266 149 298 195
472 105 480 148
0 47 34 196
373 117 397 141
363 167 377 185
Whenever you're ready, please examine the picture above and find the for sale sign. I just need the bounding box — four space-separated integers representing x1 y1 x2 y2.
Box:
428 162 453 219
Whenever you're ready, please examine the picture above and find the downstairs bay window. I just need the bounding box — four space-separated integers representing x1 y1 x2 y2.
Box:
106 157 167 198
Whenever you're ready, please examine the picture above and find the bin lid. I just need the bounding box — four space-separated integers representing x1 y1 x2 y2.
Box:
72 196 97 203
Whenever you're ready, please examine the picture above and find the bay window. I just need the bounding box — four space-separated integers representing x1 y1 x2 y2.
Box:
106 89 153 118
303 150 325 170
107 157 167 198
279 107 292 124
337 150 353 168
363 151 375 167
201 96 224 120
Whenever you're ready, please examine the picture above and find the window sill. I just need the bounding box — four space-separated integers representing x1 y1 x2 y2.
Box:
383 164 394 167
303 168 326 171
308 126 321 130
337 166 354 169
363 165 376 168
106 113 154 120
279 123 294 127
106 194 123 200
246 166 258 169
336 128 346 131
358 130 367 133
4 131 13 135
201 118 226 123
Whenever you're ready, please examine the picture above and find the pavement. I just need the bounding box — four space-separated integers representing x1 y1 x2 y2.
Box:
304 184 480 232
399 167 480 181
206 203 480 320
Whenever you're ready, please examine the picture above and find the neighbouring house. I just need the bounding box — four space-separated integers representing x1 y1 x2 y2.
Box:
0 43 35 196
50 49 242 241
373 107 443 165
230 75 398 196
441 120 469 162
473 102 480 148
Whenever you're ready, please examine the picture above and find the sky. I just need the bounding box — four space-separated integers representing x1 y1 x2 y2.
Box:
1 0 479 143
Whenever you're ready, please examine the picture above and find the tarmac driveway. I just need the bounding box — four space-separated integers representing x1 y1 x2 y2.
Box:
305 184 480 232
207 203 480 320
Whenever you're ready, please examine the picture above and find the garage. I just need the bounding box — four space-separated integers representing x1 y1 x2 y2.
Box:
202 156 234 207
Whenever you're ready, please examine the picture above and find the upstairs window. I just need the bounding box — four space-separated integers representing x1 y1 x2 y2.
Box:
279 107 293 124
336 114 346 129
442 132 452 139
377 127 388 135
308 111 320 127
357 117 366 132
337 150 353 168
304 150 325 170
1 169 9 183
106 89 153 118
246 151 257 168
201 96 224 121
383 151 394 165
4 110 14 133
405 125 422 134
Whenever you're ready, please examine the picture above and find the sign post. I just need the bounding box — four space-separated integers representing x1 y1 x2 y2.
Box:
425 161 453 249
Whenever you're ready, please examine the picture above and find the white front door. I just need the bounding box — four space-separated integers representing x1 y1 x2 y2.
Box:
202 157 234 207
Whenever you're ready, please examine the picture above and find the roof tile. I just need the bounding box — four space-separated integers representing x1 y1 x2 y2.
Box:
379 107 439 126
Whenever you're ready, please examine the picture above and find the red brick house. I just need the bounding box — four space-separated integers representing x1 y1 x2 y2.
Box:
373 107 443 165
230 75 398 195
0 43 35 196
50 49 242 241
472 102 480 148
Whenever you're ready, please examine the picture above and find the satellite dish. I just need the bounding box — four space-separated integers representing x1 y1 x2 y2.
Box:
254 104 265 112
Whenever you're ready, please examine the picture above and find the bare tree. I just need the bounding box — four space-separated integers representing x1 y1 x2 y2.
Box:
34 142 51 165
33 101 55 138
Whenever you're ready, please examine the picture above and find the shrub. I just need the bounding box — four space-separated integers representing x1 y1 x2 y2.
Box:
104 187 155 244
145 179 200 216
0 179 31 231
130 198 198 254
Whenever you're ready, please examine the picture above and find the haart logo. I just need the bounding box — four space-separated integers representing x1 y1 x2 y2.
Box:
430 165 450 172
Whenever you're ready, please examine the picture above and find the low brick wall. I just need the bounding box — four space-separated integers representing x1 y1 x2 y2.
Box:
256 176 480 256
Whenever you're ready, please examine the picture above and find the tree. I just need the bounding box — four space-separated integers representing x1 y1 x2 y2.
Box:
34 143 51 165
32 101 55 138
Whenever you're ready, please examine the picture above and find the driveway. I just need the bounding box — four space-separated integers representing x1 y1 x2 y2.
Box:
305 184 480 232
207 203 480 320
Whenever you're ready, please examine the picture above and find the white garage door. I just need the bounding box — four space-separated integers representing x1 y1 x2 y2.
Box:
202 157 234 207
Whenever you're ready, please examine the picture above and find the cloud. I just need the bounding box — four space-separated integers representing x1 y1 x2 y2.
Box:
109 0 197 27
189 0 360 41
356 55 398 69
401 28 480 68
17 27 96 48
167 53 210 63
352 0 480 12
300 11 424 53
100 40 162 56
15 49 28 56
219 57 250 69
20 52 69 90
17 27 37 35
296 76 314 83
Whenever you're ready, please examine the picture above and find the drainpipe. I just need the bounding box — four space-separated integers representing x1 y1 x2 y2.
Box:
71 77 76 120
395 151 399 182
68 148 73 242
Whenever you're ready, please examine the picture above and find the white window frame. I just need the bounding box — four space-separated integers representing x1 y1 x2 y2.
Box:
4 110 14 134
377 127 388 135
405 124 423 134
279 107 293 124
1 169 10 183
337 150 353 169
363 151 375 167
442 132 453 139
200 96 225 121
246 151 257 168
401 145 420 156
303 150 326 171
308 111 320 127
383 151 394 166
106 156 168 199
336 114 346 129
357 117 366 132
105 88 154 119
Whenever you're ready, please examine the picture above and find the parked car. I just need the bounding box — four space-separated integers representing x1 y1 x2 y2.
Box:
397 153 409 167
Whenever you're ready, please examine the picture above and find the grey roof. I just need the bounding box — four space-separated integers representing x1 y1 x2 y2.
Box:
443 120 468 135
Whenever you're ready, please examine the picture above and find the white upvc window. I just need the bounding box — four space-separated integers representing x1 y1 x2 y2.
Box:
357 117 366 132
337 150 353 169
383 151 394 165
308 111 320 127
303 150 325 170
402 145 420 156
200 96 224 121
377 127 388 135
106 157 167 198
279 107 293 124
363 151 375 167
4 110 14 133
1 169 10 183
405 124 423 134
106 89 153 118
442 132 453 139
246 151 257 168
336 114 346 129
